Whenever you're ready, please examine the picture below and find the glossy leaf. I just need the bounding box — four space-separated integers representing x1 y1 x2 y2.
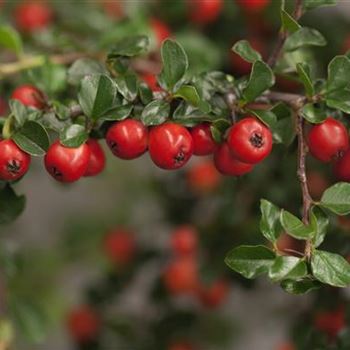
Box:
0 26 23 57
310 206 329 248
107 35 149 58
231 40 262 63
320 182 350 215
60 124 88 148
114 74 138 102
326 56 350 94
0 185 26 225
101 104 133 121
284 28 326 51
268 256 307 282
249 110 277 128
67 58 107 86
280 210 315 240
281 279 321 295
281 10 301 33
302 104 326 124
141 100 170 126
296 63 314 97
259 199 281 243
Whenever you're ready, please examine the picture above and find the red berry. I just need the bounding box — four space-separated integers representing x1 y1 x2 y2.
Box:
314 307 345 339
277 343 295 350
307 118 349 162
11 85 46 110
0 98 7 116
106 119 148 160
14 1 53 33
67 306 100 344
169 343 195 350
236 0 270 13
190 123 217 156
44 141 90 183
100 0 123 19
0 140 31 181
150 18 171 46
214 143 253 176
188 0 223 24
171 225 198 256
141 73 162 92
334 149 350 182
149 123 194 170
227 117 273 164
187 160 222 194
197 279 229 308
104 229 136 266
84 139 106 177
163 257 199 295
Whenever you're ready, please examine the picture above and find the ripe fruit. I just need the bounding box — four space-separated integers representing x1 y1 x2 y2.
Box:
188 0 223 24
236 0 270 13
11 85 46 110
100 0 123 19
197 279 229 308
44 141 90 183
171 225 198 256
141 73 162 92
104 229 136 265
14 1 53 33
227 117 273 164
148 123 194 170
190 123 217 156
84 139 106 177
150 18 171 46
106 119 148 160
334 149 350 182
187 160 221 194
67 306 100 344
314 307 345 339
307 118 349 162
163 257 198 295
169 342 195 350
214 143 253 176
0 140 31 181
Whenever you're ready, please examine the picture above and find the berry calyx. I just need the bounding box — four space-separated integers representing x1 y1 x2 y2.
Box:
84 139 106 177
334 149 350 182
214 143 253 176
11 85 46 110
190 123 217 156
14 1 53 33
104 228 136 266
106 119 148 160
44 141 90 183
148 123 194 170
0 140 31 181
188 0 223 24
197 279 229 308
150 18 171 46
307 117 349 162
67 306 100 344
227 117 273 164
171 225 198 256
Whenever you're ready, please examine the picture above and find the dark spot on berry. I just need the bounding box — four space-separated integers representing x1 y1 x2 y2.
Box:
51 166 63 180
174 150 185 164
108 140 118 154
250 133 264 148
7 159 21 175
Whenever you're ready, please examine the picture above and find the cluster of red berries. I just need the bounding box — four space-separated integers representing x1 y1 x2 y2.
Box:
307 117 350 182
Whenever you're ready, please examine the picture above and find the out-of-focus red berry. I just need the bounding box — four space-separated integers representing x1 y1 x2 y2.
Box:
197 279 230 308
171 225 198 256
141 73 162 92
314 306 345 339
150 18 171 46
188 0 223 24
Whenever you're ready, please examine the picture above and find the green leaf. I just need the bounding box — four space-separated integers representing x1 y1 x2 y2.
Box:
107 35 149 58
225 245 275 279
114 74 138 102
284 28 327 51
67 58 107 86
259 199 281 243
78 74 116 120
242 60 275 102
231 40 262 63
296 63 314 97
141 100 170 126
139 83 153 105
13 121 50 156
280 210 315 240
273 115 296 146
311 250 350 287
159 39 189 92
281 10 301 34
320 182 350 215
303 0 337 10
326 91 350 114
269 256 307 282
100 104 133 121
59 124 88 148
0 26 23 57
9 100 27 126
281 279 321 295
249 110 277 128
0 185 25 224
301 104 326 124
326 56 350 94
310 207 329 248
174 85 200 106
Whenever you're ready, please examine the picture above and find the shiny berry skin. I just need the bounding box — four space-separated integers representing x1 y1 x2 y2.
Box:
334 149 350 182
190 123 217 156
104 229 136 266
197 279 229 308
67 306 100 344
106 119 148 160
314 307 345 339
84 139 106 177
169 343 195 350
0 140 31 181
44 141 90 183
187 160 221 194
150 18 171 46
149 123 194 170
227 117 273 164
163 257 198 295
214 143 253 176
307 118 349 162
171 225 198 256
14 1 53 33
11 85 46 110
188 0 223 24
236 0 270 13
